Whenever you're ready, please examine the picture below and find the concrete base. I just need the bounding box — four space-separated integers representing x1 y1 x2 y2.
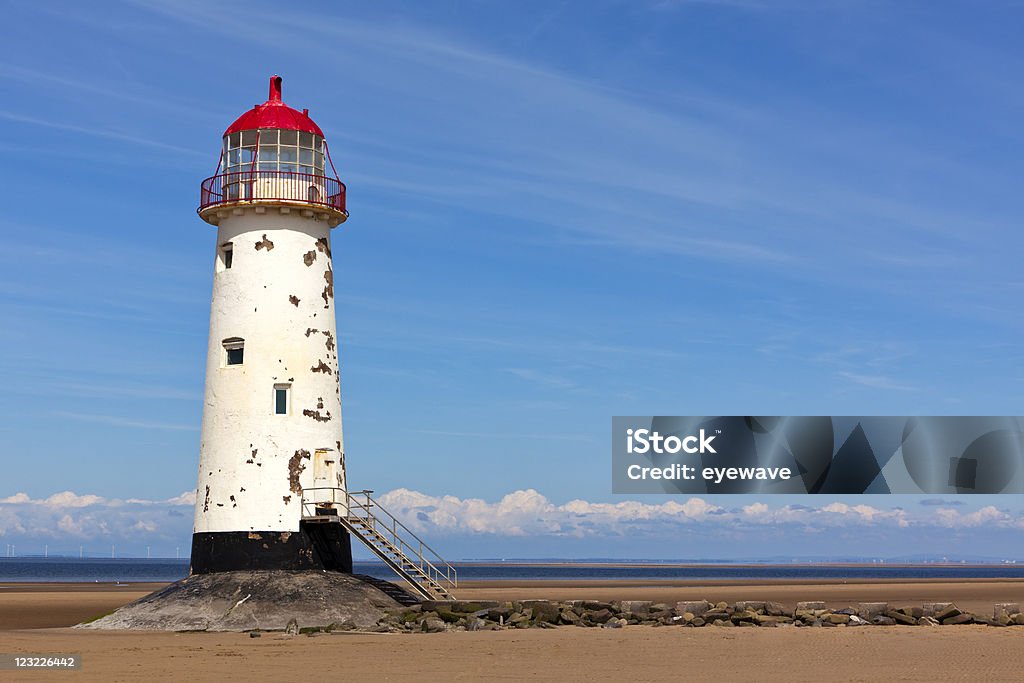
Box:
77 570 418 632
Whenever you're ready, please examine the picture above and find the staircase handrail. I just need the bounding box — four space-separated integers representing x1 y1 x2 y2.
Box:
301 487 458 589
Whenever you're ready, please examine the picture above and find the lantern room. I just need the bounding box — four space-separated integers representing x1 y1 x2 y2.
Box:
198 75 347 227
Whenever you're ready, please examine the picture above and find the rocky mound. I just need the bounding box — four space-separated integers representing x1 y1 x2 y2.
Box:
77 571 417 632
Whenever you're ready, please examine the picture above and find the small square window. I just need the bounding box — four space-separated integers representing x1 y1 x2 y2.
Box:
219 243 233 271
241 130 258 147
280 130 298 145
274 384 290 415
223 338 244 366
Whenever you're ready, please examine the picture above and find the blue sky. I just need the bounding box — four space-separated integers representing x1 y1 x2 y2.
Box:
1 0 1022 559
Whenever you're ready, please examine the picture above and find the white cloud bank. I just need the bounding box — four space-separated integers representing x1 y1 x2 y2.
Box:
0 489 1021 546
376 489 1024 538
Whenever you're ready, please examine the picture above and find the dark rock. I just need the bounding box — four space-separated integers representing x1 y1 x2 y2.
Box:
675 600 710 616
620 601 653 617
422 617 446 633
857 603 889 619
735 601 766 613
558 609 582 626
935 605 962 622
285 618 299 635
994 603 1020 619
731 610 758 623
922 602 953 618
523 601 560 624
884 611 918 626
249 631 261 638
871 616 896 626
486 606 513 622
942 613 975 626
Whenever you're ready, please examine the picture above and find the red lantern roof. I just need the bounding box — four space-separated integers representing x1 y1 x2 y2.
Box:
223 75 324 138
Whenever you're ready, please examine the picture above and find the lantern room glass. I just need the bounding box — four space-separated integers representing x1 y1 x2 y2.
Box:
223 129 325 176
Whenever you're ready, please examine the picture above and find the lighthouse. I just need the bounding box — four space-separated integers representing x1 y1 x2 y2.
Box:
191 75 352 574
81 76 457 630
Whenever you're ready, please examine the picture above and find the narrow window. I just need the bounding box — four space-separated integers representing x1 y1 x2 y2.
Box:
274 384 290 415
218 243 233 271
223 338 244 366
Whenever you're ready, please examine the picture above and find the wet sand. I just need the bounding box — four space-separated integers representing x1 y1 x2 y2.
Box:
2 580 1024 682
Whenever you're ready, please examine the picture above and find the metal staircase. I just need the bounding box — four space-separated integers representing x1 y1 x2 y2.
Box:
301 488 457 601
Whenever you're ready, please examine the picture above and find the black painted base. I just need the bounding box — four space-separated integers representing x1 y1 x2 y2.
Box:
190 523 353 574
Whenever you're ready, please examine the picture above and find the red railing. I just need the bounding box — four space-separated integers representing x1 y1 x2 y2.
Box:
199 170 346 214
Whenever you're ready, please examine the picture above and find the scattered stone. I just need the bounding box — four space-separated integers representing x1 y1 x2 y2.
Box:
735 601 767 613
922 602 954 618
796 601 826 611
620 601 653 617
994 603 1020 619
731 610 758 624
857 603 889 619
942 613 975 626
422 617 446 633
884 611 918 626
871 616 896 626
558 609 582 626
249 631 261 638
285 618 299 636
935 605 963 622
524 600 561 624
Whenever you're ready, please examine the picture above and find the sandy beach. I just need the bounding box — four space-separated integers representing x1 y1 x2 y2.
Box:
3 579 1024 682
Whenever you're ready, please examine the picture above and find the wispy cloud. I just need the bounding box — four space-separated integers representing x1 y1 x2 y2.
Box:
836 371 917 392
412 429 595 442
0 111 205 157
53 411 198 432
503 368 577 390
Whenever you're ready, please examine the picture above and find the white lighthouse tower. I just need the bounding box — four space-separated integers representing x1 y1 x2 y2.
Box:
191 75 352 573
